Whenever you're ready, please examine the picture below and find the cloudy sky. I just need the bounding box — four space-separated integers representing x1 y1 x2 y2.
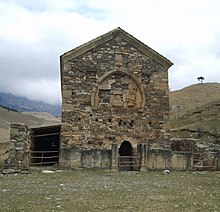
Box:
0 0 220 104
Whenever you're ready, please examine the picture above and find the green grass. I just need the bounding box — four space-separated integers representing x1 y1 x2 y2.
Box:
1 171 220 211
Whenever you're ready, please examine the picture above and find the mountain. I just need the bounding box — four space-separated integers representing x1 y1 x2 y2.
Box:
169 82 220 143
0 92 61 117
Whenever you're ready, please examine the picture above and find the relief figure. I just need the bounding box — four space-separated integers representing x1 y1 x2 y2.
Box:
127 90 136 107
112 94 123 107
126 83 136 107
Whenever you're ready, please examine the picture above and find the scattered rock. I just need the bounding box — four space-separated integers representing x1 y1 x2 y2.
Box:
2 169 15 175
197 171 206 175
21 170 31 174
42 170 55 174
162 170 171 175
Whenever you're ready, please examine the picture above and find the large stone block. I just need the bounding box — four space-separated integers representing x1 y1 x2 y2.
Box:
63 90 72 99
147 149 172 170
172 152 193 170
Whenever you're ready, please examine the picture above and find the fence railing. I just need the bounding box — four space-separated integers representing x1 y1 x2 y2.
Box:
118 156 140 171
30 151 59 166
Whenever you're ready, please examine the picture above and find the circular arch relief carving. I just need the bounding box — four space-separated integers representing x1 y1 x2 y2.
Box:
91 70 144 110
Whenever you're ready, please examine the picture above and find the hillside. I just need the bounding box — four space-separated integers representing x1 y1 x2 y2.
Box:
169 83 220 142
170 83 220 116
0 92 61 117
0 106 60 142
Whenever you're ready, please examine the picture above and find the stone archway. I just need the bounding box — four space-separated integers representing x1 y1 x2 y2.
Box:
118 141 133 171
91 70 145 110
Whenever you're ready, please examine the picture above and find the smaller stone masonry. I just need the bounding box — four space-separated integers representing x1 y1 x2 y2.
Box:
4 123 30 171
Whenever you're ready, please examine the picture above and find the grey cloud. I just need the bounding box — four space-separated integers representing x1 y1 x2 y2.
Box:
0 0 220 104
0 37 63 104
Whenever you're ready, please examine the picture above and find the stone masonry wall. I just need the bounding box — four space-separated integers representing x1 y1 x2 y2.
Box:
4 123 30 171
61 35 170 153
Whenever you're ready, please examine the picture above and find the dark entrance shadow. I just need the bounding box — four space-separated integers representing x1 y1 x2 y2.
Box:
119 141 133 171
30 125 60 166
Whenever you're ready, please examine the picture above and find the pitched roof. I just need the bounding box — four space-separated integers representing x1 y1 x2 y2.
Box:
61 27 173 69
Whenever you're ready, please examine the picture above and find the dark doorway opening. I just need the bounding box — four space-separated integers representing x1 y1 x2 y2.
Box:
30 125 61 166
119 141 133 171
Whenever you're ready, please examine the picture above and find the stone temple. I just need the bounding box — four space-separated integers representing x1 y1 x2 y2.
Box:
59 27 174 171
4 28 220 172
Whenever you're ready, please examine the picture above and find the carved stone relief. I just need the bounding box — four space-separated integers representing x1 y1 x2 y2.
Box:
92 72 143 109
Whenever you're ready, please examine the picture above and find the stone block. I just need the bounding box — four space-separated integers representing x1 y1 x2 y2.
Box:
10 128 19 139
62 104 74 111
172 152 192 170
2 169 16 174
63 90 72 98
101 150 111 168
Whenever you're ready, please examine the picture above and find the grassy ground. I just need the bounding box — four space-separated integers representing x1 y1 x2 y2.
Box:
1 170 220 211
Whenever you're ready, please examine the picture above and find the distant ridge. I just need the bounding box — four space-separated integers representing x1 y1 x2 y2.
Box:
0 92 61 117
0 104 18 112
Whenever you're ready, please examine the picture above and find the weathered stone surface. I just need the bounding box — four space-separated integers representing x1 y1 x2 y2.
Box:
42 170 55 174
172 151 193 170
3 123 30 171
162 169 171 175
60 28 173 170
2 169 16 174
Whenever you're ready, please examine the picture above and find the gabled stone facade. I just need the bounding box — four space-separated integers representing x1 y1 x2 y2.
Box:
60 28 174 170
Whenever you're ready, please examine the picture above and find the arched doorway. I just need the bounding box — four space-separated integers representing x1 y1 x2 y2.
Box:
119 141 133 171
